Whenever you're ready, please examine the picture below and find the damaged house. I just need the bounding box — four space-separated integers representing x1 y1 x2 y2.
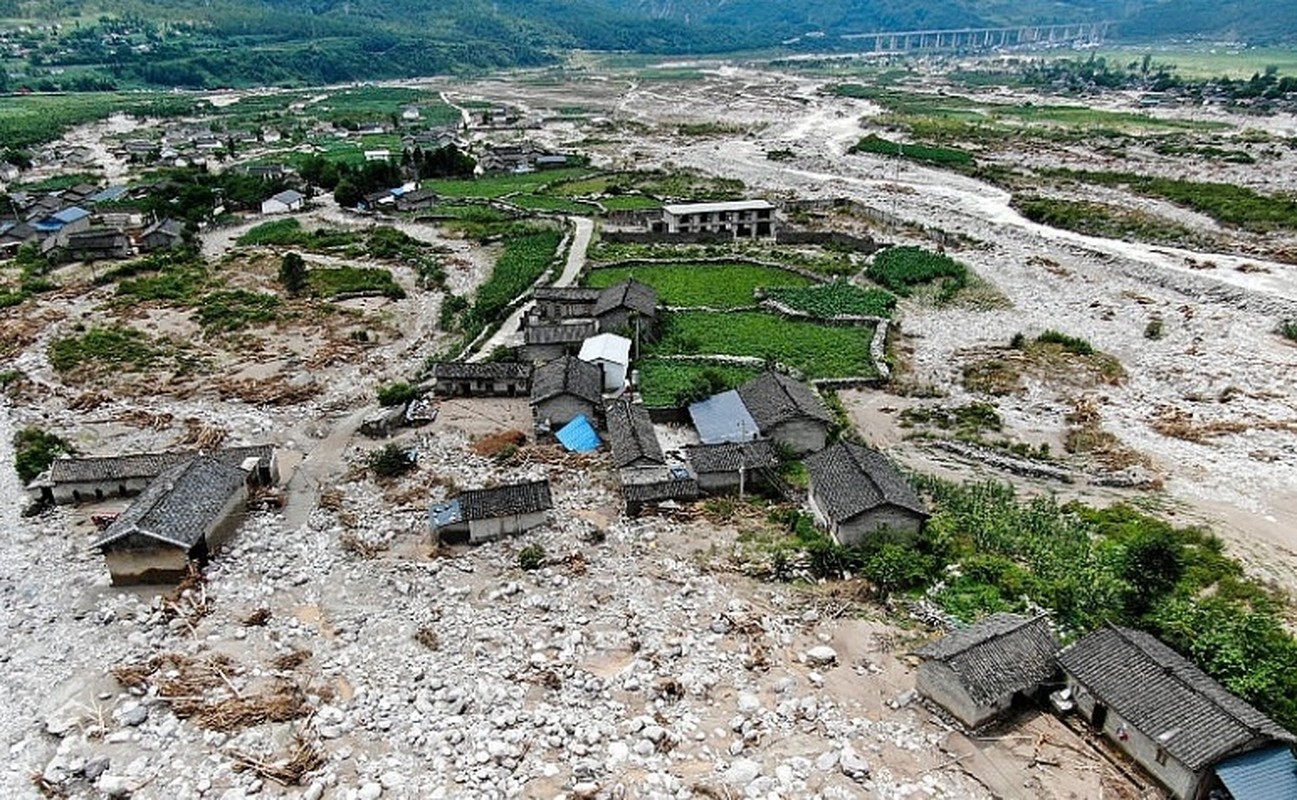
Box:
736 371 832 456
914 613 1059 729
29 445 278 505
1057 625 1297 800
92 456 249 585
430 479 553 544
684 439 779 495
431 361 533 397
530 356 603 433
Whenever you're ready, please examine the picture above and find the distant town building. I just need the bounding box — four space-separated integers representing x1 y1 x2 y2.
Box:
658 200 777 239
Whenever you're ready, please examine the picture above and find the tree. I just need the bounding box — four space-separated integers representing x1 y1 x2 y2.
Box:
278 251 307 296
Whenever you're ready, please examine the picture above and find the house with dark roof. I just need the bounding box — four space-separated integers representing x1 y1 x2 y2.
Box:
522 320 597 363
430 479 553 544
50 228 132 262
915 613 1059 729
592 278 659 335
29 445 277 505
1058 625 1297 800
736 371 832 456
804 441 928 545
530 356 604 433
685 439 779 495
92 456 249 584
138 218 186 252
530 286 601 324
620 466 698 516
605 400 664 469
431 361 532 397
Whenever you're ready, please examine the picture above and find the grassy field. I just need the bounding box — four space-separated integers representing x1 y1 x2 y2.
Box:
505 194 599 215
0 92 196 150
646 311 877 379
635 359 762 407
423 168 593 199
599 194 663 211
308 267 405 299
1068 46 1297 80
585 262 812 308
1051 169 1297 232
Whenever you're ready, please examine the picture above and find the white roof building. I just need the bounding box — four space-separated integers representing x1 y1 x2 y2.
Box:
578 333 632 393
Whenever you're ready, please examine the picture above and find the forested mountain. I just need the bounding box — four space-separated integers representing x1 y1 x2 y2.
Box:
0 0 1292 89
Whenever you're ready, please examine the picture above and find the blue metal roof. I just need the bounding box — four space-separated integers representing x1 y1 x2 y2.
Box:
689 389 760 445
427 499 463 529
90 185 129 203
52 206 90 224
1215 745 1297 800
556 414 601 453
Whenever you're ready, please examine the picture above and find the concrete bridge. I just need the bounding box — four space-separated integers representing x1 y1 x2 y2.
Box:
840 21 1111 53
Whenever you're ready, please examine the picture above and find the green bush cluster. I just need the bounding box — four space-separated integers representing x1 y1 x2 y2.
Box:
377 382 420 407
1035 329 1096 356
48 326 164 373
13 427 72 484
867 246 968 299
850 133 974 168
367 444 416 478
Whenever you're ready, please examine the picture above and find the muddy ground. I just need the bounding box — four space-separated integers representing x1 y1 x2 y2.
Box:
2 60 1296 799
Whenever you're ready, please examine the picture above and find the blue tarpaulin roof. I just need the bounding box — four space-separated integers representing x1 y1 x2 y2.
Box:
556 414 601 453
689 390 760 445
1215 745 1297 800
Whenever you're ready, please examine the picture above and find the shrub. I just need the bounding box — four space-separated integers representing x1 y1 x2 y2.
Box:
1144 317 1165 340
367 444 416 478
1036 330 1095 356
867 246 968 298
377 382 419 407
48 326 162 373
1279 320 1297 342
279 252 307 296
518 544 547 571
14 427 71 484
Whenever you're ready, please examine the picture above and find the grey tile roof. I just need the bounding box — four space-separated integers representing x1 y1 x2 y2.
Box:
685 439 778 473
605 400 664 469
432 361 532 381
916 613 1059 707
531 356 603 406
525 320 597 346
92 456 246 551
47 445 274 485
458 479 552 520
620 466 699 503
533 286 600 303
1058 626 1295 771
804 441 927 523
737 371 832 432
593 279 658 318
141 217 185 238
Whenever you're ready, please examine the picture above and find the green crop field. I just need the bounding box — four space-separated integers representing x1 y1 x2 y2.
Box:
423 168 593 199
599 194 663 211
635 359 761 407
763 283 897 318
646 311 877 379
0 93 196 150
585 262 812 308
506 194 599 215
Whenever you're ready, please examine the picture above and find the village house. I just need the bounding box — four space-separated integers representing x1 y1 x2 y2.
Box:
605 400 664 469
137 218 186 252
395 188 438 212
28 445 278 505
261 189 305 215
530 356 603 433
914 613 1059 729
684 439 778 495
736 371 833 456
530 286 601 323
578 332 632 393
431 361 532 397
0 222 39 257
523 320 597 363
59 183 99 205
804 441 928 546
50 227 132 262
430 479 553 544
1057 625 1297 800
657 200 777 239
92 456 249 585
32 206 91 236
88 185 129 204
592 278 659 336
620 465 699 516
